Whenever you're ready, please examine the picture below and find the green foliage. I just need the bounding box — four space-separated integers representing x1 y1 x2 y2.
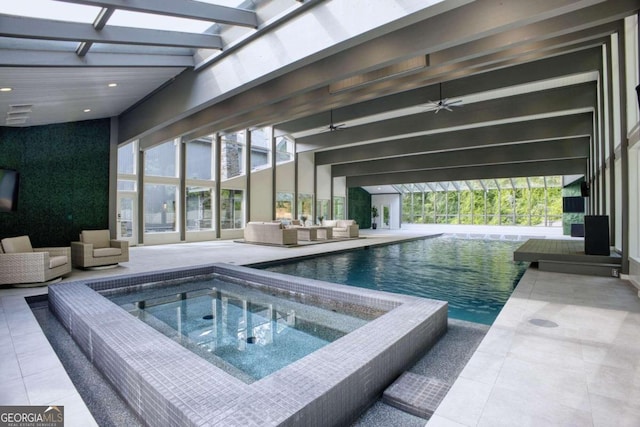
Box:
401 184 564 227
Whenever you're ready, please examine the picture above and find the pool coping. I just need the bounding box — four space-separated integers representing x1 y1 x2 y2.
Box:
48 263 448 427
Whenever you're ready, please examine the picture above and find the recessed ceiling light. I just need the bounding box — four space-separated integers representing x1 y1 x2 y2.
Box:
0 87 12 92
84 108 91 113
108 83 117 87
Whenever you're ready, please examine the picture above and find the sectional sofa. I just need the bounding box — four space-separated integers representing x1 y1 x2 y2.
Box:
244 221 298 245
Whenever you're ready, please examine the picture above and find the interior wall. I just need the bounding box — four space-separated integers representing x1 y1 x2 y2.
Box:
348 187 371 228
0 119 111 247
316 165 331 199
298 151 314 194
250 167 273 221
276 161 295 193
371 193 401 229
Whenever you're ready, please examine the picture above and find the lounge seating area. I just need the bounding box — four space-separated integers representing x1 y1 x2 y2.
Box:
244 221 298 245
0 235 71 286
322 219 360 238
71 229 129 269
243 219 359 245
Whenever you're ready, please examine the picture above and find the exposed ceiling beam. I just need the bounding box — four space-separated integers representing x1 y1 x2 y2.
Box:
117 0 611 142
76 6 116 56
0 50 194 67
345 159 587 187
297 83 597 151
0 14 223 49
54 0 258 28
276 47 603 136
332 138 590 177
315 113 594 165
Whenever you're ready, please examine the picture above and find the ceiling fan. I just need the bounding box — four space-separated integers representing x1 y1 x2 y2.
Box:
324 109 347 131
426 83 463 113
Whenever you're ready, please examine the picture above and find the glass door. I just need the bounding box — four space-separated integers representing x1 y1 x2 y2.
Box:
382 204 391 229
117 192 137 245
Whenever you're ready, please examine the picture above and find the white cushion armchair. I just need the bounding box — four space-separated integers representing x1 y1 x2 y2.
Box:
0 235 71 286
71 230 129 269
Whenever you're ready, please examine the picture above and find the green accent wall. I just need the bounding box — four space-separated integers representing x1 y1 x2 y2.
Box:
348 187 371 228
0 119 111 247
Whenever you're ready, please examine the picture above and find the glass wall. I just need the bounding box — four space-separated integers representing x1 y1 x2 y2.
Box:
144 140 179 234
298 193 313 222
185 136 215 232
251 127 271 171
333 196 345 219
221 131 246 180
220 189 244 229
144 183 177 232
275 135 294 164
316 199 330 222
276 192 293 221
400 176 563 226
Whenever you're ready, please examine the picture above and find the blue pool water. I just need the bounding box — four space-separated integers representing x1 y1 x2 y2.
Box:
263 236 528 325
108 277 370 382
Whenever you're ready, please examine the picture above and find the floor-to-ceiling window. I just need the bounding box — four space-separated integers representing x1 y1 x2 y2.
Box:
276 192 293 221
220 189 244 229
298 193 313 224
144 140 179 234
117 140 138 244
251 127 271 171
220 131 246 231
400 176 563 227
185 135 215 233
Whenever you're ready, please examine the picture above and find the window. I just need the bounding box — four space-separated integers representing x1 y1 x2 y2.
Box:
221 132 245 180
333 196 345 219
145 140 178 177
275 135 294 164
276 192 293 221
144 184 177 233
250 127 271 171
220 189 244 229
117 140 137 191
298 193 313 222
185 136 215 232
399 177 563 227
186 186 214 231
118 141 136 175
186 135 214 180
316 199 330 221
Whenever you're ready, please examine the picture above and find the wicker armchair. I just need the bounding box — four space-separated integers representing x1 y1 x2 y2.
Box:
71 230 129 269
0 235 72 286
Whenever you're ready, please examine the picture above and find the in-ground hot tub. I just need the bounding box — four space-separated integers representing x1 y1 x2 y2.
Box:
49 264 447 427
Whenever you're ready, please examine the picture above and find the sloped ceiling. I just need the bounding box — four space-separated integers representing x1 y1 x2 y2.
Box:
2 0 639 192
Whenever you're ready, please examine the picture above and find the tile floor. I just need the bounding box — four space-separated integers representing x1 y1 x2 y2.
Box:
2 226 639 427
428 267 640 427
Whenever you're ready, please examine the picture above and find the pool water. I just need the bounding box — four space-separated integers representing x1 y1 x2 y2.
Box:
263 236 528 325
108 277 370 382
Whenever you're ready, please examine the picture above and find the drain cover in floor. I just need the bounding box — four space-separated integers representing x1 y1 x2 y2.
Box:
382 372 451 419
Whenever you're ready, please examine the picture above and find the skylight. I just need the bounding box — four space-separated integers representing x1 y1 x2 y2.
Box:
0 0 99 23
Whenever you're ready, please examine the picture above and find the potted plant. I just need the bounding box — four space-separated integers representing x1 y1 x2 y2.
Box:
317 215 324 225
371 207 378 229
300 215 308 226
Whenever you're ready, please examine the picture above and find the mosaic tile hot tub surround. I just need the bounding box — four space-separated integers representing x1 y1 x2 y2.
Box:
48 264 447 426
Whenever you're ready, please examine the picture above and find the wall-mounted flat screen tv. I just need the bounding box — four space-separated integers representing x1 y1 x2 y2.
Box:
0 168 20 212
562 196 584 213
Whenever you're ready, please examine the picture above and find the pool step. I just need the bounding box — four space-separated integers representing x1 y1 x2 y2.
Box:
382 372 451 419
538 259 621 277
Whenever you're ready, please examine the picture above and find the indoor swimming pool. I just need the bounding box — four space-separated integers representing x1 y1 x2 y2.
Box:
262 235 529 325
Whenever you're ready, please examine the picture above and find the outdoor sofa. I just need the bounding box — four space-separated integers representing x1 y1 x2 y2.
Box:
244 221 298 245
0 235 71 286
